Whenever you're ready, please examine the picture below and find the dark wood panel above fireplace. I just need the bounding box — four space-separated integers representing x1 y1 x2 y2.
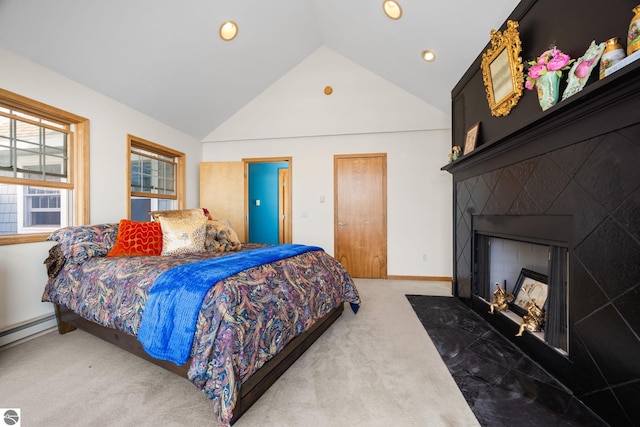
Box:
445 1 640 425
450 0 640 156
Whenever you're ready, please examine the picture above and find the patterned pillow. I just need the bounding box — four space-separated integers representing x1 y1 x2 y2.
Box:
47 223 119 264
159 216 207 256
149 208 206 222
205 219 242 252
107 219 163 257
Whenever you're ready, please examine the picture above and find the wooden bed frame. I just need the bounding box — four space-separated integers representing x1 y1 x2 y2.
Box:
54 302 344 424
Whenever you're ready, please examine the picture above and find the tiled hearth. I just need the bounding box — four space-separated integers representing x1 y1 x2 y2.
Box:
407 295 607 426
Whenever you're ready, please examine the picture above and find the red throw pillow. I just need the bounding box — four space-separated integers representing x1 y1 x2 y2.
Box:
107 219 163 257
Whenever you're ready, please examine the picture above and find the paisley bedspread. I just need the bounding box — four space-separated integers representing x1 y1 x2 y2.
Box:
42 244 360 426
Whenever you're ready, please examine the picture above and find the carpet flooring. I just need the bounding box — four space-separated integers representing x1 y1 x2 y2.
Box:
406 295 608 427
0 280 480 427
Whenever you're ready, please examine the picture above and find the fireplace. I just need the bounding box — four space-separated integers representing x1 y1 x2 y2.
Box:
446 112 640 419
472 215 570 353
444 10 640 419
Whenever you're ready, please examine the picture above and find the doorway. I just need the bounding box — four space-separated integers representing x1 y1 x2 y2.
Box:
334 153 387 278
244 157 292 244
247 161 289 244
199 157 292 244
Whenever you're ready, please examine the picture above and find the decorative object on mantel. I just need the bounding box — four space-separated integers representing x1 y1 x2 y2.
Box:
516 301 546 336
599 37 626 79
627 5 640 55
488 282 514 314
480 20 525 117
509 268 549 317
463 122 480 155
448 145 461 162
525 46 574 111
603 48 640 77
561 41 605 101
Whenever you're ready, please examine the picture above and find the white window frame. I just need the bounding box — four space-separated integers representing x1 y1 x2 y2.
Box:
16 185 69 234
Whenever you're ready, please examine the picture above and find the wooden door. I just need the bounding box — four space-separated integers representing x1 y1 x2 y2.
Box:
334 154 387 278
199 162 245 242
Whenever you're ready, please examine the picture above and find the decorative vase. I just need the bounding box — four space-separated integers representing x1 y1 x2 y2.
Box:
599 37 626 79
628 5 640 55
535 71 560 111
562 41 605 101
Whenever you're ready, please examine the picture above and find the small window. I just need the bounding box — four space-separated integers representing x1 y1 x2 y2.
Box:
127 134 185 222
0 89 89 244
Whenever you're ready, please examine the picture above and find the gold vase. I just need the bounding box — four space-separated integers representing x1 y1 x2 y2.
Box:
628 5 640 55
600 37 626 79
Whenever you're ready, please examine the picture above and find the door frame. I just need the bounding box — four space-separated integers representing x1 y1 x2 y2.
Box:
243 156 292 244
278 168 291 244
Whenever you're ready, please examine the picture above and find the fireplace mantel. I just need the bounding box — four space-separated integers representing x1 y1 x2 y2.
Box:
443 59 640 181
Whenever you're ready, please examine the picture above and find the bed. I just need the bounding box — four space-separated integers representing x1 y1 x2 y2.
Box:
41 214 360 426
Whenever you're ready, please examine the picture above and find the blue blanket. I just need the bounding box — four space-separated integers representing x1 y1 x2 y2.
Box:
137 244 323 365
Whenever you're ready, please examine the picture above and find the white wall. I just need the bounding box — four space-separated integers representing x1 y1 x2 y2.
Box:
203 47 453 277
0 45 455 346
490 238 550 294
0 48 202 344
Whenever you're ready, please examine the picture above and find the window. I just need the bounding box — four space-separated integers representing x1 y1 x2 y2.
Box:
0 89 89 244
127 134 185 222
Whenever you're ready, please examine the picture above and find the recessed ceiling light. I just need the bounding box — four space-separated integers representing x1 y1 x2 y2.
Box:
382 0 402 20
219 20 238 41
422 50 436 62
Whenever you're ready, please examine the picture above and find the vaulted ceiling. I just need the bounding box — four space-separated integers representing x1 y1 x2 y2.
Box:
0 0 519 140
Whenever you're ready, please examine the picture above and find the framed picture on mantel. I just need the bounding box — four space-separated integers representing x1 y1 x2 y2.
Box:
510 268 549 317
463 122 480 155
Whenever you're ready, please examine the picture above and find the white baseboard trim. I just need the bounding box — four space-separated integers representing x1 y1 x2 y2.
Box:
0 314 57 349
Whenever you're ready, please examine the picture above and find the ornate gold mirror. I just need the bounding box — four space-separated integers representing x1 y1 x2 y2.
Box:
481 20 524 117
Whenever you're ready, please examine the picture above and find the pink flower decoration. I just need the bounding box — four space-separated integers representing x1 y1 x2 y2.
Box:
538 49 554 63
574 61 591 79
525 46 573 91
528 64 546 79
547 53 571 71
575 57 597 79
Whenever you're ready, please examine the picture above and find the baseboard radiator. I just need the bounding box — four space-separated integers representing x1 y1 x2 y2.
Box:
0 313 57 348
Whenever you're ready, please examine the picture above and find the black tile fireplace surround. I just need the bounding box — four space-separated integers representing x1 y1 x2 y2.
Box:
443 65 640 425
